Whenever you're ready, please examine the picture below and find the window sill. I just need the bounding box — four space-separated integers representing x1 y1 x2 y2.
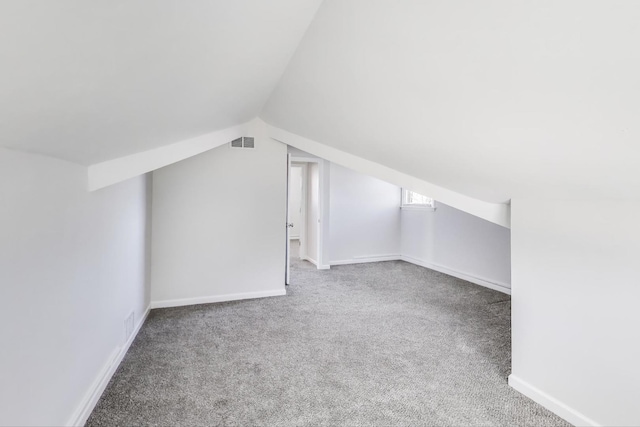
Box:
400 205 436 212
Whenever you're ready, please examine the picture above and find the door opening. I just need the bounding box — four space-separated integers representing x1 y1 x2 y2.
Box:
285 149 329 285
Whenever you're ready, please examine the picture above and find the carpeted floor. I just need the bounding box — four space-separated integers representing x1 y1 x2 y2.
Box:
87 249 569 426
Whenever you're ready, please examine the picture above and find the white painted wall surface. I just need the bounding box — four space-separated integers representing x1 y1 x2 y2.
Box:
329 163 401 264
288 165 302 239
510 199 640 427
306 162 320 263
151 135 287 306
401 202 511 291
319 160 331 268
0 148 151 426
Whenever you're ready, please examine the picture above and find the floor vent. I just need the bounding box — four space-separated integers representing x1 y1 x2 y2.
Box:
230 137 255 149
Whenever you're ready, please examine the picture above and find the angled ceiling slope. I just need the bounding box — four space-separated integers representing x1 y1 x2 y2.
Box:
0 0 323 165
86 116 511 227
262 0 640 204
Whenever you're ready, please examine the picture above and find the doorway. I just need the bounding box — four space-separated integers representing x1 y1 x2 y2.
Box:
287 162 304 277
288 164 303 241
285 150 330 285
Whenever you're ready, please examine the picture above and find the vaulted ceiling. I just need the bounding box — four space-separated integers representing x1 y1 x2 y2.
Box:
2 1 640 204
263 0 640 203
0 0 322 164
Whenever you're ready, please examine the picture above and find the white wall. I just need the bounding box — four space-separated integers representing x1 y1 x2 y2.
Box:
151 135 287 306
510 199 640 426
304 161 509 288
401 202 511 292
0 148 151 426
329 163 401 264
306 162 320 263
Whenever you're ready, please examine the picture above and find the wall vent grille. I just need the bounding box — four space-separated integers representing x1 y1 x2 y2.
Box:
124 312 134 343
230 137 255 149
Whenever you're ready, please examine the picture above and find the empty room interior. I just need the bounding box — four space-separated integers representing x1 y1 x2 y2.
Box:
1 1 639 426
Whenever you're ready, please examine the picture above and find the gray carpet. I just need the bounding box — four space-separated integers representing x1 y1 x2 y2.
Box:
87 256 569 426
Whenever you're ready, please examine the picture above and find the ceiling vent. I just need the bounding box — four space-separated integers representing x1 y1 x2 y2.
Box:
230 137 255 149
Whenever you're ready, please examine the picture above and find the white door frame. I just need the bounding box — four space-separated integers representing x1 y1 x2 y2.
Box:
285 153 292 285
290 156 330 270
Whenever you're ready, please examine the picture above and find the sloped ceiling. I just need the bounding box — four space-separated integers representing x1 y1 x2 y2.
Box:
262 0 640 203
0 0 322 164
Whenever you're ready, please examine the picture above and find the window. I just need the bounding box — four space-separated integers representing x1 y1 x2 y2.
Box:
401 189 435 210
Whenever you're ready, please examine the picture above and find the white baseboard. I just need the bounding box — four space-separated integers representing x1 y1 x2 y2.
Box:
508 375 600 427
67 305 151 427
330 254 401 266
302 255 317 266
150 288 287 309
324 254 510 295
301 256 330 270
400 255 511 295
